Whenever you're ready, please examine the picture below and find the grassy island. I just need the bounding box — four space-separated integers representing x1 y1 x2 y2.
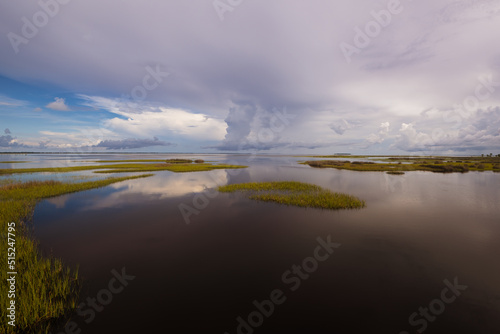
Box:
302 156 500 173
218 181 365 210
0 159 246 175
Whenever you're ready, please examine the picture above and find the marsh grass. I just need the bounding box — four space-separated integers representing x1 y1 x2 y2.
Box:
0 162 247 175
303 159 497 173
92 163 247 174
0 161 29 164
387 171 405 175
165 159 193 163
0 174 153 334
218 181 365 210
94 159 166 163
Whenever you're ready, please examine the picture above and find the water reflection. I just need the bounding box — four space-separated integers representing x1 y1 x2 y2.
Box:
62 170 230 211
17 154 500 333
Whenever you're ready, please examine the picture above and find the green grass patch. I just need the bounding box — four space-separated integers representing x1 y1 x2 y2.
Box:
0 174 153 334
218 181 365 210
165 158 194 163
0 161 30 164
92 163 247 174
94 159 166 163
0 162 247 175
302 159 498 173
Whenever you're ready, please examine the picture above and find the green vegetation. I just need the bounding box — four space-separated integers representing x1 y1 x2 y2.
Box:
303 156 500 173
0 174 153 334
0 161 29 164
0 162 247 175
218 181 365 210
165 158 194 163
94 159 166 163
92 163 247 174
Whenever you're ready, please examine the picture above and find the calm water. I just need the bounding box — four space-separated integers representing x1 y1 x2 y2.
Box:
3 154 500 333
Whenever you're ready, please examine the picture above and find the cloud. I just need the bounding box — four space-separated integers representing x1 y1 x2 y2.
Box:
1 1 500 153
0 134 15 147
330 119 352 135
0 95 27 107
93 137 174 150
366 122 391 145
33 107 42 112
46 98 70 111
79 95 227 141
0 129 26 148
38 140 51 149
393 107 500 152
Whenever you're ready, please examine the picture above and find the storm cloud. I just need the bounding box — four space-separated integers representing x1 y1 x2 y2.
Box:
1 0 499 153
94 137 174 150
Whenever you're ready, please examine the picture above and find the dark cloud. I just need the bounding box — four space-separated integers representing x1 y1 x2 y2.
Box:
1 1 499 153
0 134 15 147
93 137 174 150
0 132 26 148
4 128 11 134
38 140 50 149
394 107 500 153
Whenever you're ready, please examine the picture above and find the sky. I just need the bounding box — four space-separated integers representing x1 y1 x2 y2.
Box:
1 0 500 155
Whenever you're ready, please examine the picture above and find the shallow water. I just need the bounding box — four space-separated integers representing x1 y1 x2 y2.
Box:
5 153 500 333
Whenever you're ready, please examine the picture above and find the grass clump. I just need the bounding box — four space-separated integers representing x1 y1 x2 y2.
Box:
218 181 365 210
0 174 153 334
0 161 29 164
93 163 247 174
387 171 405 175
94 159 165 163
165 159 193 164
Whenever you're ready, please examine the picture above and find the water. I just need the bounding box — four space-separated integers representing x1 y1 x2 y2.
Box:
3 154 500 333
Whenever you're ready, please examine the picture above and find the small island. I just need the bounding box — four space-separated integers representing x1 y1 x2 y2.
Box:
0 159 246 175
218 181 365 209
302 155 500 173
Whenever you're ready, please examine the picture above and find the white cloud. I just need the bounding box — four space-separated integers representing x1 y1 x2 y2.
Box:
330 119 352 135
80 95 227 141
366 122 391 145
393 107 500 153
0 95 28 107
46 97 70 111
